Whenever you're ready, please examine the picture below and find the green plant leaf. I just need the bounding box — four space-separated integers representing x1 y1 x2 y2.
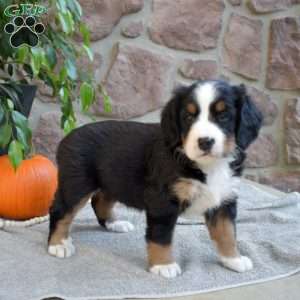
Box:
16 126 31 155
0 84 22 111
59 87 73 117
47 73 59 95
82 44 93 61
68 0 82 21
103 93 112 113
0 122 12 148
80 82 94 112
63 116 76 134
59 67 68 83
8 140 24 169
30 48 43 76
17 46 29 63
50 30 75 59
57 0 67 13
6 99 14 110
45 45 57 68
65 59 77 80
0 105 4 123
98 84 112 113
60 114 66 130
58 11 75 34
11 110 28 129
31 47 45 58
79 23 90 47
59 86 69 104
11 110 32 155
41 53 51 71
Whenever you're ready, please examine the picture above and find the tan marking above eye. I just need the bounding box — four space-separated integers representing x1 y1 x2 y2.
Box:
215 100 226 112
186 103 197 115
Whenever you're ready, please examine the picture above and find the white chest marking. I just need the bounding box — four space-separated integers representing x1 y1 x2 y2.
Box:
174 159 239 219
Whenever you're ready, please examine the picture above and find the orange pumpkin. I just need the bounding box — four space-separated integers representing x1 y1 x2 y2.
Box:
0 155 57 220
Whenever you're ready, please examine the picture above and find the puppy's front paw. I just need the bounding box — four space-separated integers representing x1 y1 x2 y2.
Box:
220 255 253 273
105 220 135 233
149 262 182 278
48 237 75 258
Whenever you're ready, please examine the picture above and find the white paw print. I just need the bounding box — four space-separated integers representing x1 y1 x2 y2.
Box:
48 237 75 258
220 255 253 272
105 220 135 233
150 262 182 278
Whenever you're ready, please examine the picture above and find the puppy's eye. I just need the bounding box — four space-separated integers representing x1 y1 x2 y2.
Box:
186 113 195 122
218 112 229 122
185 103 197 123
215 101 226 112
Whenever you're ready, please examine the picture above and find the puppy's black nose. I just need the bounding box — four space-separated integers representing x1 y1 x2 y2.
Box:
198 137 215 152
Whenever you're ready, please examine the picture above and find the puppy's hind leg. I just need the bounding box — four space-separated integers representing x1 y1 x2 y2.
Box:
91 191 134 233
48 189 91 258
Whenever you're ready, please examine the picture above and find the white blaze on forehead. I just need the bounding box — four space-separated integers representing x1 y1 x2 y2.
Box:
195 82 217 118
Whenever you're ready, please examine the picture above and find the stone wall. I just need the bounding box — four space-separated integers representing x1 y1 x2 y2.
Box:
31 0 300 192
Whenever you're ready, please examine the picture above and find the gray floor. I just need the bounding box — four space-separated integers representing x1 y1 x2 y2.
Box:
43 181 300 300
123 275 300 300
43 274 300 300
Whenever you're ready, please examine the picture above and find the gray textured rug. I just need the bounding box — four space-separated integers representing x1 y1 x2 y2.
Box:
1 182 300 300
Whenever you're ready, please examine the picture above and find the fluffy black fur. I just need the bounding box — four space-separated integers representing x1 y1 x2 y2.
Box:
49 80 262 258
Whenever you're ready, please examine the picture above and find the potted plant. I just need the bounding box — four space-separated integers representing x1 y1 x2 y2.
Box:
0 0 110 221
0 0 111 163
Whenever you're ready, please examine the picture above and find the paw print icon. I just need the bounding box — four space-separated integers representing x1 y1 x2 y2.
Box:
4 16 45 48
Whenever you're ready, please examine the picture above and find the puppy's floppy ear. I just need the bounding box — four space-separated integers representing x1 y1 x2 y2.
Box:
234 84 263 150
161 85 188 149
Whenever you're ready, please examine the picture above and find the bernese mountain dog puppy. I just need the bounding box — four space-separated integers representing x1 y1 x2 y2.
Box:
48 80 262 278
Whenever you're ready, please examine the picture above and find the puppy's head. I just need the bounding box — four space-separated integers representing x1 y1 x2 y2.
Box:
161 80 263 166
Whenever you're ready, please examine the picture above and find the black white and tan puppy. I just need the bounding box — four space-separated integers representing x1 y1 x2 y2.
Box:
48 80 262 278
